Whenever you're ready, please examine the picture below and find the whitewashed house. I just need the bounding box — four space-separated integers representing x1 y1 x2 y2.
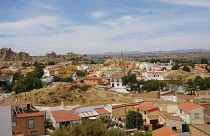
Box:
176 102 205 125
41 69 54 83
109 72 124 88
77 65 89 71
144 71 165 80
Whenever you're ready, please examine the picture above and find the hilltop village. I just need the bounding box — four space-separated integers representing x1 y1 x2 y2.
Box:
0 48 210 136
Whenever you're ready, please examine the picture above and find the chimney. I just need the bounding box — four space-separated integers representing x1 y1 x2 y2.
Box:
61 100 64 107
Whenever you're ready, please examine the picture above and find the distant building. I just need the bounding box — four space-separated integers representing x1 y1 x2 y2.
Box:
41 69 54 83
83 76 103 86
0 75 13 84
143 71 165 80
109 72 124 88
177 102 205 125
77 65 89 71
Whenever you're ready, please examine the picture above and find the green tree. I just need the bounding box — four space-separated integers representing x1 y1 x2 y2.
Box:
76 70 86 77
172 64 179 70
142 80 165 91
183 65 190 72
53 76 61 82
48 61 56 65
27 66 44 79
13 77 43 93
13 72 23 81
185 79 197 95
52 120 106 136
106 129 128 136
60 77 74 83
201 58 208 64
126 111 143 129
122 73 137 90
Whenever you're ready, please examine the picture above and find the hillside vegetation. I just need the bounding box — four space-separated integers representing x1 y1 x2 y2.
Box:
17 82 135 106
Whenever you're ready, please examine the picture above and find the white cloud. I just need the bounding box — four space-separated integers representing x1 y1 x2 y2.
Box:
155 0 210 8
22 1 57 10
0 10 210 55
0 16 57 30
89 11 108 19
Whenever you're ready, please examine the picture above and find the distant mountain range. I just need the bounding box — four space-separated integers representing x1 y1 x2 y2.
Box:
92 49 210 55
0 47 209 61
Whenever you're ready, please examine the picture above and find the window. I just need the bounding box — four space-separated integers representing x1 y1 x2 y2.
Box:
194 113 199 119
12 121 16 127
28 119 34 129
172 127 177 131
31 131 37 136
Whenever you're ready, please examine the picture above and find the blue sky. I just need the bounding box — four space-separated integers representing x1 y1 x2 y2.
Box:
0 0 210 55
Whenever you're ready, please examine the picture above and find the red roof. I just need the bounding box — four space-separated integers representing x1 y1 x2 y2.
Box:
13 112 44 118
95 108 110 115
51 110 80 123
112 103 139 109
152 126 177 136
136 101 159 112
178 102 201 111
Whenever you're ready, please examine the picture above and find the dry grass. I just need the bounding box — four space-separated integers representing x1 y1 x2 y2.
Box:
16 82 136 106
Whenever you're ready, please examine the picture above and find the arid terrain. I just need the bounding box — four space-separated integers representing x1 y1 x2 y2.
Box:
16 82 137 106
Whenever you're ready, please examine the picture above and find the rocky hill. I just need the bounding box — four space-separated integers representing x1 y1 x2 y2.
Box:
17 82 135 106
41 51 90 62
0 48 32 61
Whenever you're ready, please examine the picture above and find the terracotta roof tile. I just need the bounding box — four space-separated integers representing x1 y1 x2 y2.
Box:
112 103 139 109
152 126 177 136
83 76 102 80
136 101 159 112
95 108 110 115
13 112 44 118
51 110 80 123
178 102 201 111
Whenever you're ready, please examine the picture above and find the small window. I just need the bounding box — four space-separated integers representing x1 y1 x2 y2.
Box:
194 113 199 119
172 127 177 131
12 121 16 127
28 119 34 129
31 131 37 136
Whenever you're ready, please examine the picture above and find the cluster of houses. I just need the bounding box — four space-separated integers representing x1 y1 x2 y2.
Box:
0 59 210 136
1 91 210 136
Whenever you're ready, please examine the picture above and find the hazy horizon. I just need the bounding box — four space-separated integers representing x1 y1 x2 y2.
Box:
0 0 210 55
